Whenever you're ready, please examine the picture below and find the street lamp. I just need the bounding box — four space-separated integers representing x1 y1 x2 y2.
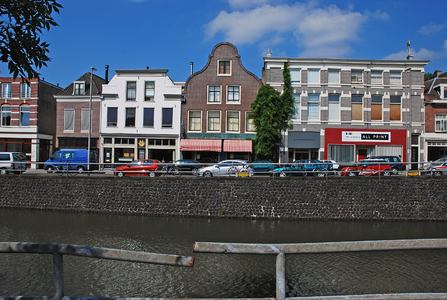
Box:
87 67 97 174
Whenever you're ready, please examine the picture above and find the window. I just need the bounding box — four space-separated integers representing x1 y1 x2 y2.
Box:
371 71 383 85
435 114 447 132
2 83 11 98
81 109 90 132
143 108 154 127
107 107 117 127
371 95 383 121
227 111 239 132
127 81 136 100
125 107 136 127
351 71 363 84
20 105 30 126
390 96 401 121
307 94 320 120
162 108 173 127
145 82 155 100
390 71 401 85
290 69 301 82
208 111 220 131
293 94 300 120
1 105 11 126
188 111 201 131
218 60 231 75
227 86 240 103
328 70 340 84
74 82 85 95
351 95 363 121
21 83 31 98
208 86 220 103
64 109 75 132
246 112 255 132
308 70 320 83
328 95 340 121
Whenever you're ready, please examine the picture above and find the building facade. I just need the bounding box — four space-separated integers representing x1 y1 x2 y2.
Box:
100 69 182 167
263 55 428 167
423 70 447 161
0 77 62 168
181 42 262 163
55 71 107 153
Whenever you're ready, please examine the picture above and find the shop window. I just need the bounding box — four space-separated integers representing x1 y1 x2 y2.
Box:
64 108 74 132
307 94 319 121
104 138 112 144
329 144 355 163
328 95 340 121
371 95 382 121
390 96 401 121
125 108 136 127
351 95 363 121
20 105 30 126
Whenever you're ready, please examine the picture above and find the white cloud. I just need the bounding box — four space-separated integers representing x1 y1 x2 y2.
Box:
418 22 445 35
364 10 389 21
228 0 271 9
383 48 439 60
205 3 366 57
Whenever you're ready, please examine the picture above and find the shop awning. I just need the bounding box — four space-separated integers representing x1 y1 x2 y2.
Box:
180 139 222 152
223 140 252 152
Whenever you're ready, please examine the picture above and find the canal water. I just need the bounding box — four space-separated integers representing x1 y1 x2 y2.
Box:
1 208 447 298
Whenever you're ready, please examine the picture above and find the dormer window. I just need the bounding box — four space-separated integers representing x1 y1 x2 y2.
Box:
74 82 85 95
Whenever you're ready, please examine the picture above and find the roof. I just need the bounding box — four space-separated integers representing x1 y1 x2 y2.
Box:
424 72 447 102
57 72 107 96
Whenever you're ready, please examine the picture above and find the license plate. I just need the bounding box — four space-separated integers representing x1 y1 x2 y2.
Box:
238 172 249 177
407 171 419 176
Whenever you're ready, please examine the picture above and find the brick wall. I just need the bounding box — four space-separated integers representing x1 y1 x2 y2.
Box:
1 176 446 221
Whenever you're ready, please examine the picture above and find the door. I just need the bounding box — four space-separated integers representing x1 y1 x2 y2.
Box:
411 147 418 170
358 149 367 161
104 148 112 168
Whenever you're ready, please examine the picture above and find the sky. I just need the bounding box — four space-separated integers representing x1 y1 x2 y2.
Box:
1 0 447 88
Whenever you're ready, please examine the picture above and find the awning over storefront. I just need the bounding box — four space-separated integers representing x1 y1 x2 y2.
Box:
223 139 252 152
180 139 222 152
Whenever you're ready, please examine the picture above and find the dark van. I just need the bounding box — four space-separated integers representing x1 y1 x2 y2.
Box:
44 149 98 173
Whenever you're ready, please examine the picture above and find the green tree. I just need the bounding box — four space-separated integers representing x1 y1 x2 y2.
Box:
278 62 295 131
0 0 62 79
249 84 281 160
424 72 436 82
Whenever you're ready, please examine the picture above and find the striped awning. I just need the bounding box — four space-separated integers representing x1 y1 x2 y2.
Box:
180 139 222 152
223 140 252 152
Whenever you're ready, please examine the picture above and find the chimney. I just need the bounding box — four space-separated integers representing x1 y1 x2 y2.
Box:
190 62 194 75
267 49 272 57
105 65 109 83
435 70 442 77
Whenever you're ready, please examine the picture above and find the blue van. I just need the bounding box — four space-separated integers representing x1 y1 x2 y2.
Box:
45 149 98 173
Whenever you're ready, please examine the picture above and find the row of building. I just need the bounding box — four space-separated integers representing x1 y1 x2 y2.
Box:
0 42 445 169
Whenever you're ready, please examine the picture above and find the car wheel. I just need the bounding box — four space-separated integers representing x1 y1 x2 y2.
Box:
46 166 54 173
149 171 156 178
317 170 325 177
117 171 125 177
204 171 212 177
392 167 399 175
382 169 391 176
348 171 357 176
192 168 199 176
434 171 442 176
279 171 288 177
77 166 85 173
0 168 7 175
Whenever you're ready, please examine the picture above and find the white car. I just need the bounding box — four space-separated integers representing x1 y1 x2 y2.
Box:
197 160 253 177
322 160 340 170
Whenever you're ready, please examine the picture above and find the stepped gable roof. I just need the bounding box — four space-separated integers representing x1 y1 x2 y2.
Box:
57 72 107 96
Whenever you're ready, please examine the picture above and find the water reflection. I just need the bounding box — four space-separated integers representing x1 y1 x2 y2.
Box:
1 208 447 298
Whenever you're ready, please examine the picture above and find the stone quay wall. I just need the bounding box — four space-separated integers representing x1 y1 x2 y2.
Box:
0 176 446 221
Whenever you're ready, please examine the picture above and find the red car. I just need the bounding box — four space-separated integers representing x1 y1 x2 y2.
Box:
341 159 392 177
114 159 161 177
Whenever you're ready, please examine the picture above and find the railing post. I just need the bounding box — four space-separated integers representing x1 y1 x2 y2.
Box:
53 251 64 300
276 252 286 300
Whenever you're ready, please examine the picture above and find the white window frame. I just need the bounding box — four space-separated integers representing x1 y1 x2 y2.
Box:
73 81 85 95
308 69 320 84
226 85 240 104
145 81 155 101
293 94 300 120
307 94 320 121
64 109 75 132
351 95 363 121
107 107 118 127
2 83 12 98
20 105 30 126
126 81 136 100
188 111 202 132
435 114 447 132
21 83 31 98
217 60 232 76
245 111 256 133
371 95 383 121
328 94 340 121
207 111 221 132
1 105 11 126
371 71 383 85
390 71 402 85
290 69 301 82
390 95 402 122
328 70 340 84
208 85 221 103
351 71 363 84
226 111 240 133
81 108 90 133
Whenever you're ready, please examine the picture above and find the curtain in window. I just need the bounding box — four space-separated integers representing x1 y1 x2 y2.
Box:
227 112 239 131
390 72 401 85
351 96 363 121
390 96 401 121
329 145 354 163
2 83 11 98
145 82 155 99
376 146 402 156
307 94 319 120
328 95 339 121
246 116 255 132
64 109 74 131
189 111 201 131
81 109 90 131
208 111 220 131
371 71 383 84
144 108 154 127
127 82 136 100
435 115 447 132
162 108 173 127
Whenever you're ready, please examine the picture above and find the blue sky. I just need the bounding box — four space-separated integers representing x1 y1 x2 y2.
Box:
1 0 446 88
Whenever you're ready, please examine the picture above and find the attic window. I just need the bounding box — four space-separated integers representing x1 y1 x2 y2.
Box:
218 60 231 76
74 81 85 95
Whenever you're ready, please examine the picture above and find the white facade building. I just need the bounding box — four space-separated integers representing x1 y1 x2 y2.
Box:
100 69 182 166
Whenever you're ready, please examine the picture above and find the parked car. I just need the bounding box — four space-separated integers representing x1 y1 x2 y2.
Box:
321 160 339 170
45 149 98 173
271 159 331 177
430 162 447 176
369 156 405 174
340 159 392 176
114 159 161 177
163 159 205 175
249 160 279 173
197 160 253 177
422 158 447 173
0 152 26 175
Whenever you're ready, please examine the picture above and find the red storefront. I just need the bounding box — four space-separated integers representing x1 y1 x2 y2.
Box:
324 128 407 163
